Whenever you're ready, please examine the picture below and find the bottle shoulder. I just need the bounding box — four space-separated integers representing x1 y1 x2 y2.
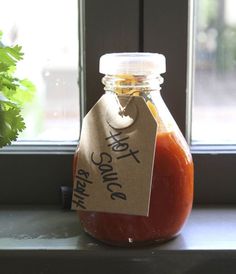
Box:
146 93 193 164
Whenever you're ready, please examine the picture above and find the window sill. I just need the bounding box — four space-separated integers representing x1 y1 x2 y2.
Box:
0 206 236 273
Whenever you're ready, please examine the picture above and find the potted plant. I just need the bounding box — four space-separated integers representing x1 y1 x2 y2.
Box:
0 31 35 148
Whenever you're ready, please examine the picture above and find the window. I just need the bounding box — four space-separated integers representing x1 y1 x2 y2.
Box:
0 0 235 205
0 0 84 204
0 0 80 143
143 0 236 204
191 0 236 145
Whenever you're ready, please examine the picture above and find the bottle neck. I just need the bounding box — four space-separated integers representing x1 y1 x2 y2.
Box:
102 74 164 95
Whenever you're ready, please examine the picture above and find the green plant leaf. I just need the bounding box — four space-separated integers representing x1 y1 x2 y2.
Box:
0 107 25 147
0 91 17 108
0 63 9 72
16 78 36 104
0 73 18 92
0 32 36 148
0 45 23 67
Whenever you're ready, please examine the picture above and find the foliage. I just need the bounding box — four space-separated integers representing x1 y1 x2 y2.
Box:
0 31 35 147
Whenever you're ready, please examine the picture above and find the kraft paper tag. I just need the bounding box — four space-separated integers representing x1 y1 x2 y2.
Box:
72 93 157 216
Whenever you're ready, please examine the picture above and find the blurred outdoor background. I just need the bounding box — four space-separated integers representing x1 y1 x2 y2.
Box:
0 0 235 145
193 0 236 145
0 0 80 142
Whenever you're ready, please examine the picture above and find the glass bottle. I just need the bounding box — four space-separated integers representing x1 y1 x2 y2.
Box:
75 52 194 246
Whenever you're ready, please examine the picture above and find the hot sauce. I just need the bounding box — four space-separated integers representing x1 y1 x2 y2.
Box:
77 127 193 245
74 53 194 246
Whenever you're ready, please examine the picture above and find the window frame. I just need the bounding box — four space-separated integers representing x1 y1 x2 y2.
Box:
0 0 140 204
0 0 235 205
0 0 84 204
144 0 236 204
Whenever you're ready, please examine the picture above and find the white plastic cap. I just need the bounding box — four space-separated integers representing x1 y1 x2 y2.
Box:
99 52 166 75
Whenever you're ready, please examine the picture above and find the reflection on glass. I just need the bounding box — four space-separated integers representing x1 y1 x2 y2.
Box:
192 0 236 145
0 0 79 142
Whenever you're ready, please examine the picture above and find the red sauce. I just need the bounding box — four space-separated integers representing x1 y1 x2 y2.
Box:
76 131 193 246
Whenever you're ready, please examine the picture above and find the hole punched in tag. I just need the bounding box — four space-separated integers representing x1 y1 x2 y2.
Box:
106 94 138 130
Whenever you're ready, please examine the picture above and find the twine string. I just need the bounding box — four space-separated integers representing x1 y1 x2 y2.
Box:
114 91 138 117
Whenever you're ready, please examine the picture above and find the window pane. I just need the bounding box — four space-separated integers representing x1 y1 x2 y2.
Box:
0 0 80 142
192 0 236 145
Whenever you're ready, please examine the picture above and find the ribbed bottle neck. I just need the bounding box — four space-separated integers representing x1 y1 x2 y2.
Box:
102 74 164 94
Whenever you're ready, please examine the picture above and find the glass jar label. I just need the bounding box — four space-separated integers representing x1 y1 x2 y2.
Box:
72 94 157 216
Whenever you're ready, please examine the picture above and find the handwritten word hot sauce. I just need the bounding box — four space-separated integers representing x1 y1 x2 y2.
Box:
74 53 194 246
